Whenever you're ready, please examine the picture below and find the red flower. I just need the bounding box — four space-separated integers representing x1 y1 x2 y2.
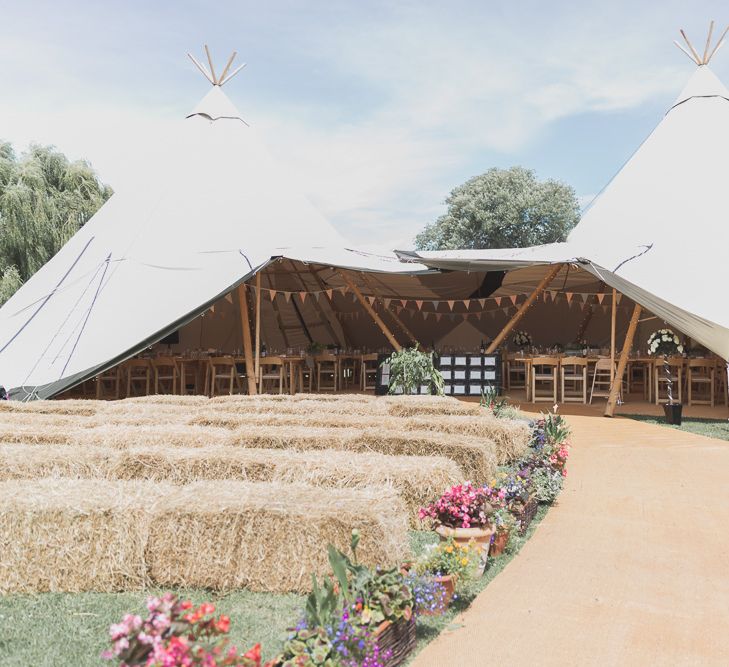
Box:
216 615 231 633
243 643 261 662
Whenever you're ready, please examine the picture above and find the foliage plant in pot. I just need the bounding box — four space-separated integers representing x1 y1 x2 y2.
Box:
382 345 444 396
512 330 532 352
419 482 494 574
414 537 478 609
489 507 516 557
647 328 685 425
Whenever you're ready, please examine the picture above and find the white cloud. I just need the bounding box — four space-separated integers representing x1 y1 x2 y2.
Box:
2 1 724 251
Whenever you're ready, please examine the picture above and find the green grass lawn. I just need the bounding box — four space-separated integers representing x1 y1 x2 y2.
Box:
626 414 729 442
0 509 548 666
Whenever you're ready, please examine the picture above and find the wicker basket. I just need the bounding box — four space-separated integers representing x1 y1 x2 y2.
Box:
374 613 417 667
512 496 538 535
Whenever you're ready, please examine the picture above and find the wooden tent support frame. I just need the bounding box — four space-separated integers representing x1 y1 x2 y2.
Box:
306 267 351 349
254 272 261 382
486 263 564 354
338 271 401 351
610 288 617 381
360 274 419 347
604 303 642 417
284 259 348 349
574 281 605 342
236 283 258 395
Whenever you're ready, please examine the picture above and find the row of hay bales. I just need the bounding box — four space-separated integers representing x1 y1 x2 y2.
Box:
0 394 531 595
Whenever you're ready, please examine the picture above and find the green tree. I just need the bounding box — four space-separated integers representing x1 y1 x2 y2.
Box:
415 166 579 251
0 142 112 304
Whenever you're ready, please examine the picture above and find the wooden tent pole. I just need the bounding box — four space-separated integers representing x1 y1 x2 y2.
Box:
361 274 419 347
486 263 564 354
604 303 642 417
574 281 605 342
264 272 291 349
254 272 261 382
338 271 401 351
237 283 258 395
610 288 617 381
306 267 351 348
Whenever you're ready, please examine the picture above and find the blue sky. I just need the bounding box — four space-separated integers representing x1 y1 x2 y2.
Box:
2 0 728 249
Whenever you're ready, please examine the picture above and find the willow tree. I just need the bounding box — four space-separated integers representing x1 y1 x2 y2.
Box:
0 142 112 304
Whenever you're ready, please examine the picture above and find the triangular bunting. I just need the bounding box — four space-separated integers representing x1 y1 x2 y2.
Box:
510 295 518 306
479 298 486 308
581 293 590 303
565 292 573 304
325 289 333 300
269 290 277 301
299 292 307 303
616 294 622 304
447 300 455 311
225 293 233 304
384 298 391 309
596 293 605 304
400 300 408 308
367 296 376 306
415 300 423 311
462 300 470 309
284 292 291 303
494 297 502 306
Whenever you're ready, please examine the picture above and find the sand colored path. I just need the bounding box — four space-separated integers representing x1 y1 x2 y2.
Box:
413 415 729 666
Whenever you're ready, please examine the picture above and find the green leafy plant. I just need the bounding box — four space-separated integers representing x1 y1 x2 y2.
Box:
275 626 335 667
382 346 444 396
531 467 564 504
543 411 571 444
416 538 478 580
480 386 508 417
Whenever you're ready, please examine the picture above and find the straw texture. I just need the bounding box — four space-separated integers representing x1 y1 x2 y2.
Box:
146 481 410 592
0 443 461 525
0 479 164 593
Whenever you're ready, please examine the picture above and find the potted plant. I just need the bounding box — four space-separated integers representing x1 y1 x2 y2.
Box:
382 345 444 396
485 470 537 535
490 507 516 556
419 482 494 573
647 328 685 425
415 537 478 608
402 571 449 617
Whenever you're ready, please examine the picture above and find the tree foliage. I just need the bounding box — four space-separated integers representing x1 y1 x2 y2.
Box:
415 166 579 251
0 141 112 304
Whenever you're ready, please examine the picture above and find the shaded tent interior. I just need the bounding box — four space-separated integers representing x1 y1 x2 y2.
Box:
147 260 648 358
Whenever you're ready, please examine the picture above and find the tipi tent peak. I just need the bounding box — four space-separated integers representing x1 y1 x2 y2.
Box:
672 20 729 66
187 45 247 87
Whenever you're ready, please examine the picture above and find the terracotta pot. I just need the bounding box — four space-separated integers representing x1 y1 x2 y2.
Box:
435 523 495 574
433 573 457 609
489 530 509 557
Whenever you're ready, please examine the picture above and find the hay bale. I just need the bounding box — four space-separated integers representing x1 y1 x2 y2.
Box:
119 395 210 407
225 426 496 484
0 400 98 416
146 481 410 592
0 479 165 593
0 444 461 526
383 395 482 417
72 425 234 448
190 412 530 465
0 425 71 445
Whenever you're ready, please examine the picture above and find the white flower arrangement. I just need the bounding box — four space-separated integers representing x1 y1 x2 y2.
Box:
513 330 532 348
647 328 684 356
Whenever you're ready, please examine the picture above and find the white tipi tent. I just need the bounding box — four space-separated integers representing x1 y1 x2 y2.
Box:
0 50 427 399
400 28 729 361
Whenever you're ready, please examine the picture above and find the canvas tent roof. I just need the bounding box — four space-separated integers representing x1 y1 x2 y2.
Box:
0 78 430 399
400 64 729 360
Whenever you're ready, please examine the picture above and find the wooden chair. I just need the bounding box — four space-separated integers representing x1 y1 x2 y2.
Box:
715 359 729 407
176 358 201 395
560 357 588 404
339 356 358 389
300 357 314 393
589 358 615 404
361 353 379 391
125 359 152 397
258 357 286 394
687 359 715 407
316 354 339 392
152 357 178 394
654 357 683 404
207 356 240 397
95 366 122 400
506 354 528 391
531 357 559 403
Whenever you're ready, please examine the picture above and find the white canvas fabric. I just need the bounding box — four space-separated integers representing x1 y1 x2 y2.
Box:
0 85 426 398
401 65 729 359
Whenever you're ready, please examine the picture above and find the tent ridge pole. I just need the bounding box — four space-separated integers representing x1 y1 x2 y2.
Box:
485 263 564 354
